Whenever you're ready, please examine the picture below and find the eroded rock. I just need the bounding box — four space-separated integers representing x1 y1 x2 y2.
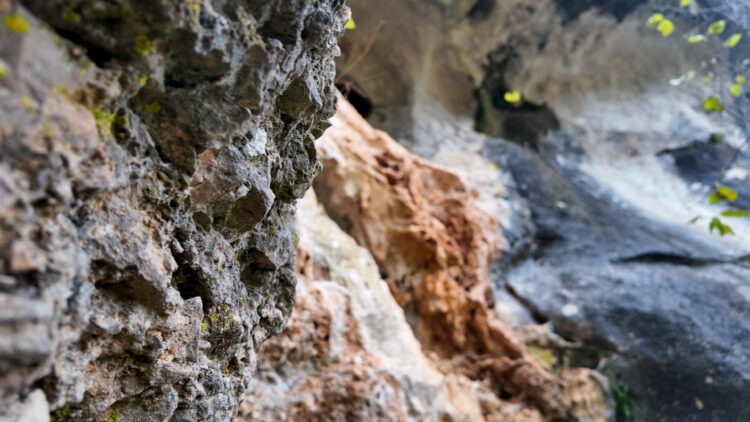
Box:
239 191 492 422
312 96 609 419
336 0 750 420
0 1 347 420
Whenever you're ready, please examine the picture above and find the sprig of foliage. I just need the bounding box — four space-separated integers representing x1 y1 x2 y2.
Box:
647 1 750 236
612 384 635 422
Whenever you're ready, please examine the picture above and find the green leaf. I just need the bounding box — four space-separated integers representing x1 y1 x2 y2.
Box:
709 218 734 236
718 185 738 202
720 210 749 217
731 84 742 97
345 16 356 30
680 0 691 6
504 90 521 103
702 72 715 82
707 20 726 35
688 215 701 224
703 96 724 112
709 193 724 203
658 20 675 37
647 13 664 27
725 33 742 47
737 75 747 85
0 59 6 79
687 34 707 43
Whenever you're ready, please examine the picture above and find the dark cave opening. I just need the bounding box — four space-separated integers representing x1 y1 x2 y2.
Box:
336 81 374 118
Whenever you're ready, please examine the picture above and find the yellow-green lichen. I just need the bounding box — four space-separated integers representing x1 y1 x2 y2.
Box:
201 322 207 331
104 413 120 422
0 59 7 78
186 0 201 22
79 59 91 74
21 95 37 113
53 407 72 419
134 35 154 56
4 14 30 33
62 8 82 22
41 120 57 139
527 344 556 370
90 106 117 139
137 75 148 86
55 84 68 94
112 112 129 141
145 102 161 113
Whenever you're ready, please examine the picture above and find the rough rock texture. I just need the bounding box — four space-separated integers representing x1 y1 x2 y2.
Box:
0 1 347 420
337 0 750 420
312 96 611 421
239 191 494 422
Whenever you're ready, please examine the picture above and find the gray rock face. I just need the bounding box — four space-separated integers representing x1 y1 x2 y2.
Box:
338 0 750 420
487 138 750 422
0 1 347 420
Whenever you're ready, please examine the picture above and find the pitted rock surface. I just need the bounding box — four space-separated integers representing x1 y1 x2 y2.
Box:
0 1 347 420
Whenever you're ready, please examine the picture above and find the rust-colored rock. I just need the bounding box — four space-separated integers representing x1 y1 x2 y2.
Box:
313 95 571 418
238 191 492 422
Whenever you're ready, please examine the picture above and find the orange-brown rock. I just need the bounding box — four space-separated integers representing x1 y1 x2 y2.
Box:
313 95 571 418
238 192 494 422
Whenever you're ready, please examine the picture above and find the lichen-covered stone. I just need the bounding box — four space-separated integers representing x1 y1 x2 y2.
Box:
0 1 347 420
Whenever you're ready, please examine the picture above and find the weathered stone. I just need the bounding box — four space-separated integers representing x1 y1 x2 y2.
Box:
239 191 492 422
0 0 347 420
337 0 750 420
312 96 608 419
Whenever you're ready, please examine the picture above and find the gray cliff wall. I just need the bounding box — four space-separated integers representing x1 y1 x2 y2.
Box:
0 1 346 420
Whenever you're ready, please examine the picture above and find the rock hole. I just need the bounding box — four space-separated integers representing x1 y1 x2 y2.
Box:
336 81 373 118
468 0 495 20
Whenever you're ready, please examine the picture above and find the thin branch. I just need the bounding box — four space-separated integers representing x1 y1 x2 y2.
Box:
335 21 386 84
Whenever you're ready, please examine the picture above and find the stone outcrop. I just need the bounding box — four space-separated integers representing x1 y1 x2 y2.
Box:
239 191 492 422
311 96 610 420
0 1 347 420
336 0 750 420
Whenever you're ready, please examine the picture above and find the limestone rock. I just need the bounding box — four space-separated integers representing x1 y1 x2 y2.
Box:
0 1 347 420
